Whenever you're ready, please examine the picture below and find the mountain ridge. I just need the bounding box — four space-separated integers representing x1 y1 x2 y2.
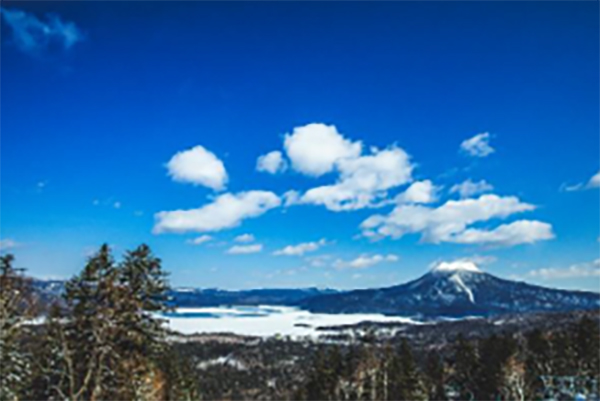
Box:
300 267 600 317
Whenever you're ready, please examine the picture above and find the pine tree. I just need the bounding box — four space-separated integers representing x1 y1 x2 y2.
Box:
573 316 600 378
61 244 122 400
0 254 33 401
306 346 342 400
424 350 446 400
115 244 171 399
451 334 478 401
475 334 517 400
525 328 551 399
386 338 425 401
117 244 171 357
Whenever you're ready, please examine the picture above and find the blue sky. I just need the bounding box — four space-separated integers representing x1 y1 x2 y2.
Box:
1 1 598 291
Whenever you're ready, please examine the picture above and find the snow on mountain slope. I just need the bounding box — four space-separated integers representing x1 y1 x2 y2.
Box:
300 263 600 318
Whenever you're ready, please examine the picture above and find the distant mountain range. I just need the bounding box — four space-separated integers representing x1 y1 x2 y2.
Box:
31 262 599 319
169 287 339 307
300 262 600 318
30 279 338 308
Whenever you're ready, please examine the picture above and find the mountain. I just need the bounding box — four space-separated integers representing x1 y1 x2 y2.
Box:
300 261 600 318
169 287 338 307
30 279 338 308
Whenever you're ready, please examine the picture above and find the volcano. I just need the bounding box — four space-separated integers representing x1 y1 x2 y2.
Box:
300 261 600 318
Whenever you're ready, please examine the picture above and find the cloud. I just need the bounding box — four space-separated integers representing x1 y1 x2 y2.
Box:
234 233 255 243
300 146 414 211
186 235 213 245
460 132 494 157
284 123 362 176
528 259 600 280
562 171 600 192
361 194 553 246
395 180 438 204
449 220 554 246
166 145 228 190
333 254 399 269
267 123 415 211
304 254 334 267
113 201 122 209
589 171 600 188
0 239 20 251
1 8 83 57
450 179 494 198
153 190 281 234
226 244 263 254
273 239 327 256
282 190 301 207
256 151 287 174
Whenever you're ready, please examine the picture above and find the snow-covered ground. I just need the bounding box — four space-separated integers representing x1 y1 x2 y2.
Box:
162 305 420 337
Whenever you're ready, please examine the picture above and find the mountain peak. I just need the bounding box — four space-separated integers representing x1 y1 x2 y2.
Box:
430 260 482 274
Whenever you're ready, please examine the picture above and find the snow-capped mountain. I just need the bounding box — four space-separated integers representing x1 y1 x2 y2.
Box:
300 261 600 318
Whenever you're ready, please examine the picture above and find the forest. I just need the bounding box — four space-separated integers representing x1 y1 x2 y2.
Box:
1 244 599 401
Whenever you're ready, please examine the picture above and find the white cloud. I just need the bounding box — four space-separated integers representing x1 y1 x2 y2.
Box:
589 171 600 188
333 254 399 269
282 190 301 207
361 194 553 246
0 239 19 251
256 151 287 174
284 123 362 176
234 234 255 243
528 259 600 280
449 220 554 246
113 201 122 209
226 244 263 254
186 235 213 245
166 145 228 190
273 239 327 256
395 180 438 204
153 190 281 234
304 254 334 267
0 8 83 57
563 171 600 192
450 179 494 198
460 132 495 157
300 146 414 211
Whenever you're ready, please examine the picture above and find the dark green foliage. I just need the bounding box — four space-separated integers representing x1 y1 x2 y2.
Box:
525 328 552 399
305 345 344 400
424 350 446 401
475 334 517 400
0 254 34 401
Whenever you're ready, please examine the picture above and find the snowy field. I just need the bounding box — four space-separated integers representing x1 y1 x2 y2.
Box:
162 305 420 337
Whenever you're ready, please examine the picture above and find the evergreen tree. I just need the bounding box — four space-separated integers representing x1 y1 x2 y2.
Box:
116 244 171 399
27 302 68 401
451 334 478 401
525 329 551 399
62 244 122 400
386 338 425 401
573 316 600 378
0 254 33 401
306 346 342 400
475 334 517 400
424 350 446 401
117 244 171 357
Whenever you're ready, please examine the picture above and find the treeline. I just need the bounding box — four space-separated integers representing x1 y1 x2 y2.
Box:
0 245 199 401
298 319 599 400
1 245 599 401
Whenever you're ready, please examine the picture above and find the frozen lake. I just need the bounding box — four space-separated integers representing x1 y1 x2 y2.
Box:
162 305 420 337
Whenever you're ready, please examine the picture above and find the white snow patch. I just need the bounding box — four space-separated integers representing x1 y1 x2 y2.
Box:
162 305 420 338
432 260 482 274
449 273 475 303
